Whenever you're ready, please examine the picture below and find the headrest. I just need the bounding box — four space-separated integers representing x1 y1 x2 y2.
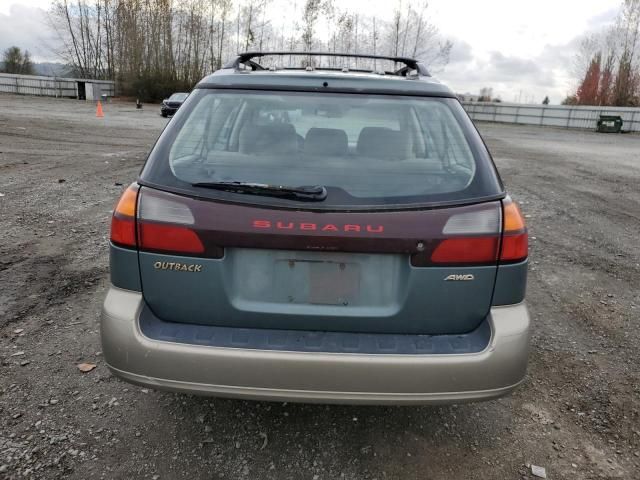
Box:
304 128 348 156
239 123 298 154
356 127 410 160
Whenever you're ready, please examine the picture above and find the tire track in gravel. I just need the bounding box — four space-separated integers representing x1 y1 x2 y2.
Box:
0 250 107 329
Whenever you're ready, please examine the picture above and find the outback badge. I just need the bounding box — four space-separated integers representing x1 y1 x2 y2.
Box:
444 274 475 281
154 261 203 272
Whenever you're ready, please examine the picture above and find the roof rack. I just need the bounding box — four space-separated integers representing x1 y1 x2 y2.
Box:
224 51 431 77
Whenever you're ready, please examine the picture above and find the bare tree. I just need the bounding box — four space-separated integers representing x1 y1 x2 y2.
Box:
48 0 454 100
301 0 322 53
385 0 451 70
612 0 640 105
1 46 35 74
390 2 402 57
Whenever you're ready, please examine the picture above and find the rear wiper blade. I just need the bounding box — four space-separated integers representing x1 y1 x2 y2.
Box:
191 181 327 201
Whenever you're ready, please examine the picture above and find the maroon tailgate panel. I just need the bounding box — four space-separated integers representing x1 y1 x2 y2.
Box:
141 187 500 256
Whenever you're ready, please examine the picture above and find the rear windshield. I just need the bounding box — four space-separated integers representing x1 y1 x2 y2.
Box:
141 89 503 209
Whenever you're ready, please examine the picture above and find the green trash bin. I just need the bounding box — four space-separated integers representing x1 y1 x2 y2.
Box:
597 115 623 133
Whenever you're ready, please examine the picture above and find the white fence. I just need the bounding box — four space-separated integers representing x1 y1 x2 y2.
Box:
0 73 115 99
462 102 640 133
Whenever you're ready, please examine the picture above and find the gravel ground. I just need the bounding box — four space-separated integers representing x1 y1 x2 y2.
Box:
0 94 638 480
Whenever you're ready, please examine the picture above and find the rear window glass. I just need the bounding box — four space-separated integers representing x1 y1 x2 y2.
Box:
141 89 502 209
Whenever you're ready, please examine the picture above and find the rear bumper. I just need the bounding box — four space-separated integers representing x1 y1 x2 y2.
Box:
101 286 530 405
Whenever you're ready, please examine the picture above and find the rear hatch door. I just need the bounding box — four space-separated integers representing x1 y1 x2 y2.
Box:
136 187 501 335
136 87 506 335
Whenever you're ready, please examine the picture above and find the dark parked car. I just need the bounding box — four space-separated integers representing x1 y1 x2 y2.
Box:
160 92 189 117
103 52 529 405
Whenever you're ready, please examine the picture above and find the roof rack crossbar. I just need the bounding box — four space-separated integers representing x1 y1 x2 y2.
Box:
224 51 430 76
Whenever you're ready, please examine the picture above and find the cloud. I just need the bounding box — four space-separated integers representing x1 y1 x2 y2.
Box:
436 4 623 104
447 38 474 64
0 5 58 63
587 7 619 29
487 51 554 86
439 48 557 101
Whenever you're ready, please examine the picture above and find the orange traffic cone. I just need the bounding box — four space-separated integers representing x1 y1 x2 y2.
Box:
96 101 104 118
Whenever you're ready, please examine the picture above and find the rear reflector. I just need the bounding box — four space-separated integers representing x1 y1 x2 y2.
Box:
138 222 205 254
110 184 139 248
500 198 528 263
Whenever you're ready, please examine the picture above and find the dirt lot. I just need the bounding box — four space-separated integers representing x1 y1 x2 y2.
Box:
0 94 639 480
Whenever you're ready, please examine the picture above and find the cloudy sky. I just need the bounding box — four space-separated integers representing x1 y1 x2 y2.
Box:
0 0 621 103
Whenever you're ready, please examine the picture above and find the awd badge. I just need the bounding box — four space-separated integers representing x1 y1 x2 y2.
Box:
444 274 474 281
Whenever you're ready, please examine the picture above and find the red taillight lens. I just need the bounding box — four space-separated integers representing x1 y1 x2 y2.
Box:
500 199 528 263
500 232 528 262
138 223 205 254
111 215 136 246
431 237 499 264
110 184 139 248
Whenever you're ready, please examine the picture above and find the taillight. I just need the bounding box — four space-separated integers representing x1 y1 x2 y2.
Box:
138 223 204 254
428 206 501 265
500 199 528 263
431 237 499 264
137 190 208 256
110 184 139 248
421 199 528 266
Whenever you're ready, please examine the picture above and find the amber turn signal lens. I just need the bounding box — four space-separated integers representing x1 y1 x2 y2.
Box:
110 184 139 248
114 184 139 218
500 198 528 263
503 200 526 232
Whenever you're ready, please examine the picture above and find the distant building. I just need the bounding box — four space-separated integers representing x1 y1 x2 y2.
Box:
0 72 114 99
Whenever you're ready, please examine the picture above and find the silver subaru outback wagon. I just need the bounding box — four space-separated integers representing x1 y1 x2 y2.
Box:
101 52 530 405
